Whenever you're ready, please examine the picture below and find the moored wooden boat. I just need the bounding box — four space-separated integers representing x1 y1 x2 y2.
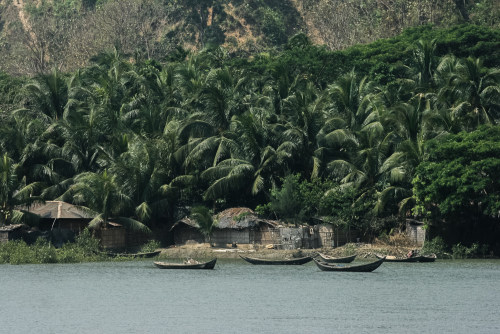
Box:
108 250 161 258
239 255 313 265
418 253 437 262
313 257 385 272
154 258 217 269
316 253 356 263
375 254 421 262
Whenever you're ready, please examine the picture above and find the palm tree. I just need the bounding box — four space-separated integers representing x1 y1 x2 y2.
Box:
412 39 437 91
0 153 43 226
190 205 217 243
111 137 172 227
434 56 500 131
59 170 150 233
17 68 68 124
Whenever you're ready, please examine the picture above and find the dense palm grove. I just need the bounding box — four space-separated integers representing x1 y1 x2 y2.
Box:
1 25 499 252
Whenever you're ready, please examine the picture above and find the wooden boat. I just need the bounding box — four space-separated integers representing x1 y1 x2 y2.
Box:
375 254 421 262
108 250 161 258
239 255 313 265
418 253 437 262
316 253 356 263
313 257 385 272
154 258 217 269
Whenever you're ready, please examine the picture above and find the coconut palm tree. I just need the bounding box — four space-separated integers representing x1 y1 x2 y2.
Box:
0 153 43 226
190 205 217 243
58 169 150 233
111 137 172 227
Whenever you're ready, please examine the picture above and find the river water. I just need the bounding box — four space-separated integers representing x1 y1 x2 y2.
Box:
1 259 499 334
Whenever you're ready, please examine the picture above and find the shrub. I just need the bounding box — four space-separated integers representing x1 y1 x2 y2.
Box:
140 239 161 253
422 236 447 257
75 228 101 256
451 242 482 259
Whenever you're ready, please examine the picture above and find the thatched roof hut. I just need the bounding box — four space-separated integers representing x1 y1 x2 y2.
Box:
215 207 277 230
169 207 278 246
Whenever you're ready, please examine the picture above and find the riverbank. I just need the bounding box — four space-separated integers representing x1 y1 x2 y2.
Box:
156 240 421 260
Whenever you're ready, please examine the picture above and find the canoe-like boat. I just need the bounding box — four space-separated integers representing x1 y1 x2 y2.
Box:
316 253 356 263
154 258 217 269
313 257 385 272
239 255 313 265
418 253 437 262
108 250 161 258
375 254 421 262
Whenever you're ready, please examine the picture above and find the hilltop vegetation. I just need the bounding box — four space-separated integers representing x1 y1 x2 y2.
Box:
0 0 499 74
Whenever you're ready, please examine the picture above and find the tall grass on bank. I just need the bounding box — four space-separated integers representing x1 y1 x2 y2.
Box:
0 229 106 264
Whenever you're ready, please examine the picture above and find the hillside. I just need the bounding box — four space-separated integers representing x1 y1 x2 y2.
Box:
0 0 499 75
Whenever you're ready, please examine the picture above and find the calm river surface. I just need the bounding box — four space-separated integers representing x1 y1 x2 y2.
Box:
1 259 499 333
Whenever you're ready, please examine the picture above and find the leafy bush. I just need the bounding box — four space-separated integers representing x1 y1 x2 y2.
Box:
32 238 58 264
140 239 161 253
450 242 489 259
0 229 104 264
421 236 447 257
74 228 101 256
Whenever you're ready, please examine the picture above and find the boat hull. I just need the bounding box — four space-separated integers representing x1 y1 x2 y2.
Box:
154 258 217 269
313 257 384 272
239 255 313 265
109 250 161 258
316 253 356 263
418 254 437 262
375 254 420 262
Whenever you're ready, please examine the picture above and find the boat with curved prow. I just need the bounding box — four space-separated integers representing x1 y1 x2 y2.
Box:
375 254 421 262
108 250 161 258
239 255 313 265
313 257 385 272
154 258 217 269
418 253 437 262
316 253 356 263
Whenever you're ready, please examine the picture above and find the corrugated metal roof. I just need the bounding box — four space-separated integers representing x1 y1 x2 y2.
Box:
26 201 95 219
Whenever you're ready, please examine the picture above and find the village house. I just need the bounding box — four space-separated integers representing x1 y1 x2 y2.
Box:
26 201 148 250
170 207 360 249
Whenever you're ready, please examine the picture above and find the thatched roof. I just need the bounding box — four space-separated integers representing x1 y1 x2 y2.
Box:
0 224 28 232
26 201 95 219
215 207 277 230
170 217 198 231
171 207 277 231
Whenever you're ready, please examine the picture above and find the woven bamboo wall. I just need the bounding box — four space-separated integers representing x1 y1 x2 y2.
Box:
98 228 126 249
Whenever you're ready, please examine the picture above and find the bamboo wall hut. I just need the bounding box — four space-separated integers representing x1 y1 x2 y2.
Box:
170 208 362 249
170 217 204 245
95 222 126 249
27 201 94 233
406 219 426 246
213 208 278 246
170 208 278 246
0 224 27 243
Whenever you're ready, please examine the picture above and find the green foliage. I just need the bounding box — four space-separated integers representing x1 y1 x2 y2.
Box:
268 174 304 222
421 236 447 257
259 8 287 45
74 228 101 256
319 186 374 230
413 126 500 218
140 239 161 253
0 19 499 253
0 230 105 264
190 205 217 241
451 242 486 259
